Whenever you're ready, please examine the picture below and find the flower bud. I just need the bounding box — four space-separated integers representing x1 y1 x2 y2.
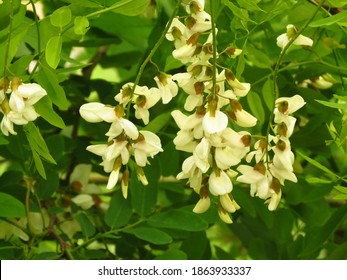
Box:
121 168 130 199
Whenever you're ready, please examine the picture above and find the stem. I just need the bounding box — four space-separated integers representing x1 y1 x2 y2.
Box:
28 0 41 80
3 0 14 77
126 0 183 117
210 0 218 100
71 218 145 252
24 177 33 234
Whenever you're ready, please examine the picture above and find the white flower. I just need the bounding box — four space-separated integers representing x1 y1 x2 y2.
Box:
208 170 232 196
154 72 178 104
106 168 120 189
269 163 297 184
114 83 133 105
272 138 294 171
172 43 197 63
79 102 116 123
275 95 306 116
193 196 211 214
218 208 233 224
237 164 270 199
299 74 336 90
132 130 163 167
265 178 282 211
214 146 242 169
0 114 16 136
134 87 161 124
193 137 210 172
176 155 203 189
70 164 100 193
165 17 192 48
71 194 95 210
9 83 47 113
230 108 257 127
172 73 205 111
246 138 270 163
225 70 251 97
87 139 129 173
106 118 139 140
202 110 228 134
276 24 313 50
219 194 240 213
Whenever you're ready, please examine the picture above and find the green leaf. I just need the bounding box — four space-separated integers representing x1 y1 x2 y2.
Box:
334 185 347 194
181 231 211 260
130 158 159 217
34 96 66 129
32 150 46 179
35 64 69 110
144 112 172 133
315 99 347 110
74 16 89 35
148 209 208 231
24 122 56 165
75 212 96 237
237 0 264 12
123 227 172 245
327 0 347 7
300 204 347 256
297 151 340 180
262 78 274 111
244 45 273 69
50 6 72 28
0 192 26 218
36 170 59 199
159 141 179 177
310 10 347 27
45 35 62 69
9 55 35 76
104 191 132 228
272 209 294 245
110 0 150 16
155 249 187 260
32 252 60 260
247 91 265 123
222 0 250 22
0 134 9 145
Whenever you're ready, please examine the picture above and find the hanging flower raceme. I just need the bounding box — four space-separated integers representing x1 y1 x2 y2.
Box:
0 77 47 136
80 101 163 195
237 94 305 211
166 0 262 223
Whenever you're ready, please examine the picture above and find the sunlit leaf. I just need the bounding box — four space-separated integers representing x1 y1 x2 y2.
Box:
50 6 72 28
310 10 347 27
123 227 172 245
0 192 26 218
34 96 66 129
45 36 62 69
74 16 89 35
109 0 150 16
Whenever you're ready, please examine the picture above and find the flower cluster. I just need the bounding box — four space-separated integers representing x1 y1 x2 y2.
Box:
0 77 47 136
237 95 305 210
79 100 163 198
167 0 257 223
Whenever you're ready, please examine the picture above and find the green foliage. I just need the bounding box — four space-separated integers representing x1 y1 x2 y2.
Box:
0 0 347 261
